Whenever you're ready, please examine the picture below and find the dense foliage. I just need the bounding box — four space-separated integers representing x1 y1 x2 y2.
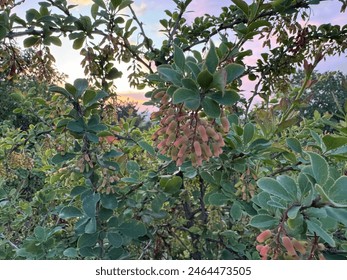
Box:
1 0 347 260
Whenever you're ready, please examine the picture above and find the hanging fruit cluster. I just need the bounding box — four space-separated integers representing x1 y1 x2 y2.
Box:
147 42 244 167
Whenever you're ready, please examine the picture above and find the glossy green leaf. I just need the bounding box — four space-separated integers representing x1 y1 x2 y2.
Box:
257 177 292 201
107 232 123 248
59 206 83 219
306 220 335 247
52 153 76 164
202 97 220 118
306 152 329 187
250 214 278 229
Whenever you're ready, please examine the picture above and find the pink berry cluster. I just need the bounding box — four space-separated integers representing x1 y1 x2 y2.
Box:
151 91 230 167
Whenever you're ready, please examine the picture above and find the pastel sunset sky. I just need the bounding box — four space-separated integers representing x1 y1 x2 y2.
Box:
13 0 347 108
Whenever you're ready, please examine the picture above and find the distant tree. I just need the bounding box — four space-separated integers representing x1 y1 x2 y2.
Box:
290 70 347 119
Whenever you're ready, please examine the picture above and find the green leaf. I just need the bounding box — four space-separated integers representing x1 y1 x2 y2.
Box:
74 79 88 96
323 135 347 151
287 205 301 219
111 0 122 8
286 138 302 154
63 248 78 258
232 0 249 16
162 176 182 194
83 90 96 106
250 214 278 229
52 153 76 164
85 90 108 106
224 63 244 83
230 202 242 221
93 0 106 9
211 69 227 93
48 36 62 46
157 66 182 86
182 78 198 91
77 233 98 248
67 119 85 133
184 99 201 110
197 69 214 89
100 194 118 210
205 41 219 73
73 36 85 50
82 193 100 217
173 44 185 72
257 177 292 201
119 221 146 238
0 26 7 40
202 97 220 118
325 208 347 227
306 220 335 247
106 68 122 80
328 176 347 203
209 192 229 206
172 88 200 104
85 217 97 234
276 175 298 200
107 232 123 248
23 36 40 48
209 90 240 105
59 206 83 219
91 4 99 18
34 226 46 242
138 140 155 156
243 123 254 144
306 152 329 187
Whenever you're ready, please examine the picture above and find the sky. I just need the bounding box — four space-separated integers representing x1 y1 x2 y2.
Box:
12 0 347 108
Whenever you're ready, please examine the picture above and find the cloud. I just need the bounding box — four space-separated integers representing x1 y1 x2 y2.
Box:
69 0 92 5
132 2 147 16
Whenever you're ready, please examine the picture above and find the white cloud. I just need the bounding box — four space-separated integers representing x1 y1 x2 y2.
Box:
68 0 92 5
132 2 147 16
